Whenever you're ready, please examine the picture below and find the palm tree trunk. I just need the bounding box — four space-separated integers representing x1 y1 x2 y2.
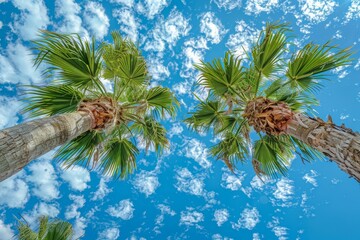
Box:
0 112 93 182
286 114 360 182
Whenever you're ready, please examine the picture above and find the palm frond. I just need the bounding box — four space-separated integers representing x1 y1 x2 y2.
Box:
144 86 179 118
195 51 246 100
99 137 138 179
17 221 38 240
286 41 352 93
252 22 289 76
131 116 169 154
270 91 319 113
33 30 104 92
210 131 249 170
38 216 49 239
253 135 294 177
44 220 73 240
252 22 290 95
291 137 324 162
184 100 227 133
54 131 104 168
21 85 84 117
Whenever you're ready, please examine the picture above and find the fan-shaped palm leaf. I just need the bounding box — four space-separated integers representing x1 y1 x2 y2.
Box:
17 216 73 240
195 51 245 99
211 132 249 170
22 85 84 117
33 30 104 92
131 116 169 154
55 131 104 169
144 86 179 118
286 41 352 93
99 136 138 179
253 135 294 177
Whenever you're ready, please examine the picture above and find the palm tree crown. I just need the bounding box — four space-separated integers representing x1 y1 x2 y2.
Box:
23 31 179 179
185 22 352 178
17 216 73 240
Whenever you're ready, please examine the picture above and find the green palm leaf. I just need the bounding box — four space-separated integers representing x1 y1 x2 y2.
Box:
195 51 245 99
99 136 138 179
33 30 104 92
253 135 294 177
55 131 104 169
184 100 227 133
291 137 324 162
144 86 179 118
286 41 352 93
17 216 73 240
211 132 249 168
252 22 289 79
22 85 84 117
131 116 169 154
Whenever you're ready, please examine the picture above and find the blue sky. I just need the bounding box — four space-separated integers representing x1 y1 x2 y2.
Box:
0 0 360 239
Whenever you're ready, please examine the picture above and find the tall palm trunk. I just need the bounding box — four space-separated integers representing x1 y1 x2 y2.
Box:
286 114 360 182
0 112 93 182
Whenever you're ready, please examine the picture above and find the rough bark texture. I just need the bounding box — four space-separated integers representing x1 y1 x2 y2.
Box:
0 112 92 182
286 114 360 182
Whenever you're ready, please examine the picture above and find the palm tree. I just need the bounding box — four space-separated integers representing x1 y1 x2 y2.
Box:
16 216 74 240
185 23 360 181
0 31 178 182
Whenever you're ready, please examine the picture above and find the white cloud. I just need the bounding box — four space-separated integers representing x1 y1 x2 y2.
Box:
11 0 50 40
113 7 139 42
73 216 87 239
27 161 60 201
61 166 91 192
169 122 184 138
178 37 208 81
253 233 261 240
299 0 338 23
180 208 204 227
137 0 169 19
0 42 42 85
55 0 86 35
175 168 205 196
91 178 113 201
98 227 120 240
83 1 110 40
154 204 176 233
303 170 318 187
0 21 3 29
267 217 288 240
212 0 242 10
232 207 260 230
65 194 85 220
272 178 294 207
107 199 135 220
245 0 279 15
132 170 160 197
24 202 60 226
221 171 246 191
111 0 134 8
0 219 15 239
200 12 228 44
183 138 211 168
214 209 229 226
226 20 260 58
345 0 360 23
146 56 170 81
144 8 191 53
0 96 21 129
0 174 29 208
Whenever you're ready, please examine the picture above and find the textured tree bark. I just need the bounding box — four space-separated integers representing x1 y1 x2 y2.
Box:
286 114 360 182
0 112 93 182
